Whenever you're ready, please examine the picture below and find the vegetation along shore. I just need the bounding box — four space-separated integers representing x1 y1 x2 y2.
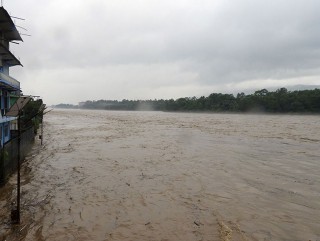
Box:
55 88 320 113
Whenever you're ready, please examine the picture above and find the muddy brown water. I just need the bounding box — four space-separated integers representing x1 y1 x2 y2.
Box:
0 109 319 241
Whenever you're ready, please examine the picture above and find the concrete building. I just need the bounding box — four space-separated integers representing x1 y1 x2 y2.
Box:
0 7 23 146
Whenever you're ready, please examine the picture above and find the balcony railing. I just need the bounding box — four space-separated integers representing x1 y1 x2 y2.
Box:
0 72 20 90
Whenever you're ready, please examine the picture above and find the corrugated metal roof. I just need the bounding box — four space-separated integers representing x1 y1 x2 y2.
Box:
5 96 31 117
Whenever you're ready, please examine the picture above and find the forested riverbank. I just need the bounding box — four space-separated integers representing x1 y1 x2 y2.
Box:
55 88 320 113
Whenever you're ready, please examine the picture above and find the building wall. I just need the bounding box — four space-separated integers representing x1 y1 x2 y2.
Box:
0 88 14 146
0 19 19 146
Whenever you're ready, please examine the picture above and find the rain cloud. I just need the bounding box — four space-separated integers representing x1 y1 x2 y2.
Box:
6 0 320 104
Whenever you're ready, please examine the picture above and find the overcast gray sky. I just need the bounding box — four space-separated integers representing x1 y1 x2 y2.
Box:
5 0 320 105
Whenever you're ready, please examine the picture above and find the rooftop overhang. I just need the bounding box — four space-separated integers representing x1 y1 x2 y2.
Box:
0 42 22 66
0 7 23 41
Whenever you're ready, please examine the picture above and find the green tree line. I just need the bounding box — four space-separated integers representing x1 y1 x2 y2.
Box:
75 88 320 113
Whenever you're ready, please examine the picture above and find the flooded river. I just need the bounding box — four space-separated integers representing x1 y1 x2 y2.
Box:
1 109 320 241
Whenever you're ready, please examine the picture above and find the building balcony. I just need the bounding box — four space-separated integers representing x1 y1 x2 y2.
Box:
0 72 20 90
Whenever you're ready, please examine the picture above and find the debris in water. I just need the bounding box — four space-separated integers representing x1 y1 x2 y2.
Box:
19 224 28 232
194 221 201 226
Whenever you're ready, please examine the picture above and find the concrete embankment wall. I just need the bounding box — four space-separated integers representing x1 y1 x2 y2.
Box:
0 126 35 185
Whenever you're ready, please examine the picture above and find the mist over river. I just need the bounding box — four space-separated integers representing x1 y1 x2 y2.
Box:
1 109 319 241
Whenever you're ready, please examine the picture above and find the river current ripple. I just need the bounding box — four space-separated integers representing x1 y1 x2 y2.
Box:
1 109 319 240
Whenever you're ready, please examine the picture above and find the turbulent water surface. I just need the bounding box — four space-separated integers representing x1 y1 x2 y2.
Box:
0 109 319 241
